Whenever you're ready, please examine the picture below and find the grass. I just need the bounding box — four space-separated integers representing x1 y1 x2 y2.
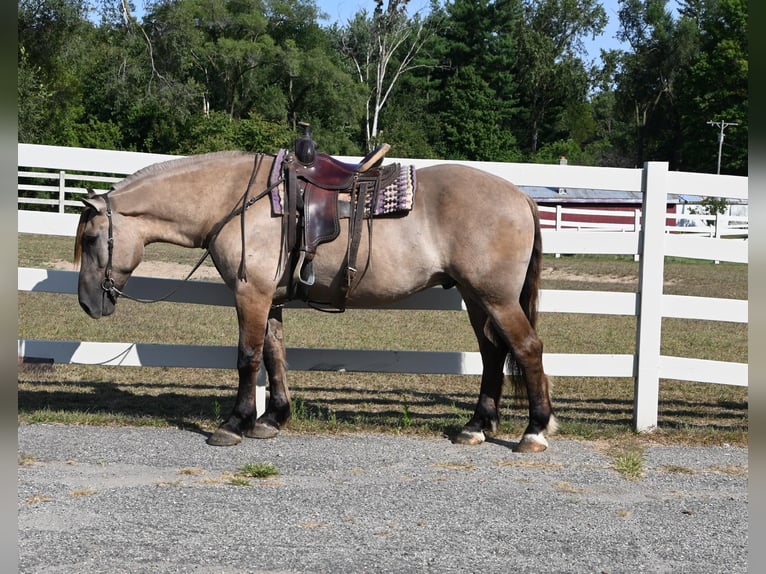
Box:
237 463 280 479
17 235 748 447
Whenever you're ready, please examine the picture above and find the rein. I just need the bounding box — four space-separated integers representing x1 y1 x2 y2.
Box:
100 153 276 305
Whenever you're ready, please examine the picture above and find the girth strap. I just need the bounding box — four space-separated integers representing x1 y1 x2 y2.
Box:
337 178 373 309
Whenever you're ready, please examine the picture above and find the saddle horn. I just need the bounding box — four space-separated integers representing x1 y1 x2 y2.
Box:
294 121 316 167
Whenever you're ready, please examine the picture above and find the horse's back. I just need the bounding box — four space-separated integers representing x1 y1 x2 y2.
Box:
413 163 537 240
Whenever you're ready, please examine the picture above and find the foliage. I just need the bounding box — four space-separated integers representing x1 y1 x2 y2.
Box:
17 0 748 172
610 0 747 173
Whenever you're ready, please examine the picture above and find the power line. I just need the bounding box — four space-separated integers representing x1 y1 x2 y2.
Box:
706 120 738 175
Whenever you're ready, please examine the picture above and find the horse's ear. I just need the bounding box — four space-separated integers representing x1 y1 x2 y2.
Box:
81 191 105 213
81 197 99 212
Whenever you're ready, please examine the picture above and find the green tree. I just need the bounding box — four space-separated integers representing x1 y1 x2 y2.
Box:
676 0 747 174
334 0 442 151
613 0 698 168
513 0 607 155
426 0 522 160
18 0 111 146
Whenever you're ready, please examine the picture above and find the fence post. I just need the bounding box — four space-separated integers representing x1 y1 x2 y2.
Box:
555 204 563 258
633 161 669 432
633 209 641 261
58 171 66 213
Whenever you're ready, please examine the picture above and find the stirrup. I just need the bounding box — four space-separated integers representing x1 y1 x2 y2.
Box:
292 250 315 288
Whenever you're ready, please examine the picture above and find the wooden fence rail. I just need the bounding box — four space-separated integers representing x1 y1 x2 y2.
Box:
17 144 748 430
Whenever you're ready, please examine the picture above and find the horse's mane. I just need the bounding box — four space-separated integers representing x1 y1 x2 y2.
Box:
111 151 256 192
73 207 95 271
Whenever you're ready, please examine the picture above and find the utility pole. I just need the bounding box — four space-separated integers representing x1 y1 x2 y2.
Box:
707 120 738 174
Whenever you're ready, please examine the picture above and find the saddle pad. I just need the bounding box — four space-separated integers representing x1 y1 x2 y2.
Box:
364 164 416 217
268 148 287 215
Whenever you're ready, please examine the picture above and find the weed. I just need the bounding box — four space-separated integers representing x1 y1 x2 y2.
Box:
292 396 307 420
608 440 646 480
662 465 696 474
237 462 279 479
553 481 587 494
69 488 96 497
227 476 251 487
25 494 54 505
401 403 413 428
18 453 38 466
177 467 205 476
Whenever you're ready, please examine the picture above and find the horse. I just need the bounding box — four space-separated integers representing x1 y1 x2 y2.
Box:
74 150 557 452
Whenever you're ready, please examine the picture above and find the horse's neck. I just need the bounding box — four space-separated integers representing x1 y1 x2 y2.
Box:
114 156 260 249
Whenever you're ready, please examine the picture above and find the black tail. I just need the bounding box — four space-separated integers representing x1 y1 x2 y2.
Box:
507 195 543 400
520 195 543 330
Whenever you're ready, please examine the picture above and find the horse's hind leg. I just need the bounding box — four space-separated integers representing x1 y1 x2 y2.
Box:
245 306 292 439
454 299 508 445
491 303 556 453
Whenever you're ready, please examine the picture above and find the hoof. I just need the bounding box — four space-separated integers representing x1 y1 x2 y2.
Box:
207 427 242 447
513 433 549 453
452 429 485 445
244 422 280 440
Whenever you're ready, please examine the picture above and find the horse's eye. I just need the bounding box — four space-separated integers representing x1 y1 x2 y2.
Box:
83 234 98 245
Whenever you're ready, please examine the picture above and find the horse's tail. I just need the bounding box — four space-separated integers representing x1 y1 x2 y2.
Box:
507 194 544 401
520 194 542 330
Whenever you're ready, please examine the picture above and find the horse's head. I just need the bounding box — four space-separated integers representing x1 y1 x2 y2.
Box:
74 189 144 318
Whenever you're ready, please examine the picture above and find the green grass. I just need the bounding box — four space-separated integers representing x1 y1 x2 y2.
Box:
237 463 280 479
17 235 748 447
607 439 646 480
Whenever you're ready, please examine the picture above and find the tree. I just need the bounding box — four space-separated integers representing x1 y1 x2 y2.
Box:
612 0 698 168
611 0 747 173
335 0 441 150
513 0 607 154
18 0 103 145
676 0 747 174
426 0 523 160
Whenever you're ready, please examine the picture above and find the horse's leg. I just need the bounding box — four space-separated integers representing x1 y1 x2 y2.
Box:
489 302 556 453
207 292 271 447
245 306 292 439
454 299 508 445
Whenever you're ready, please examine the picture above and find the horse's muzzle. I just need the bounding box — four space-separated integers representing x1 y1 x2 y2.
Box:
78 292 116 318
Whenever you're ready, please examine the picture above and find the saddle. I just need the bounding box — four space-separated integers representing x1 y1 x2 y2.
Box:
273 122 415 309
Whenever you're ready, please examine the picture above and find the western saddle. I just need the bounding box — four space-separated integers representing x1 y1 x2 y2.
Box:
279 122 400 309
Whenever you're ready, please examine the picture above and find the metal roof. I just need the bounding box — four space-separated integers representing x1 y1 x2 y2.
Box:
520 186 747 205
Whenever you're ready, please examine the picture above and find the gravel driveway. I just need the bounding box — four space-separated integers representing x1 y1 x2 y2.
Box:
18 424 747 573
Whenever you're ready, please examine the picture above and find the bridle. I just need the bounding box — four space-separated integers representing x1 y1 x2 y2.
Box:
100 191 117 299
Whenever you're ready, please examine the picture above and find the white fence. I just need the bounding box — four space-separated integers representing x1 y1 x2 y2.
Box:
17 144 748 431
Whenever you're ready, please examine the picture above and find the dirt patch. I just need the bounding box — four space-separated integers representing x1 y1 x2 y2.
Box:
541 266 637 285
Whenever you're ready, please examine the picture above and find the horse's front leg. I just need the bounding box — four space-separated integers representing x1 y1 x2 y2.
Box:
207 293 271 447
245 305 292 439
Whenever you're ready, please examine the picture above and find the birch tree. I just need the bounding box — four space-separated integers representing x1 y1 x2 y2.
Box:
336 0 441 150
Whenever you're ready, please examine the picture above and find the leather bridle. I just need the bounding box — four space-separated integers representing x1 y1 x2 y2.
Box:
99 192 119 301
